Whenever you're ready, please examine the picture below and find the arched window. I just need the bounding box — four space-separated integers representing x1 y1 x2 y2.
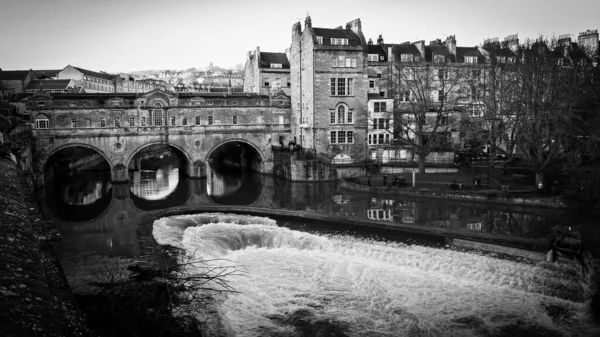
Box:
151 103 164 126
337 105 345 124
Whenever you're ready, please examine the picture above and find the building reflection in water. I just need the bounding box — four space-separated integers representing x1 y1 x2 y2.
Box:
129 166 179 200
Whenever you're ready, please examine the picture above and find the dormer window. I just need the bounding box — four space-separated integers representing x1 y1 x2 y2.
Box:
270 63 282 68
331 38 349 45
497 56 506 63
368 54 379 62
400 54 414 62
507 57 516 63
434 54 446 63
317 36 323 44
465 56 478 64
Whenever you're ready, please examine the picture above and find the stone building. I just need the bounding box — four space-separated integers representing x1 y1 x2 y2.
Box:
58 65 116 93
25 79 76 93
244 47 291 96
290 16 369 163
0 70 37 95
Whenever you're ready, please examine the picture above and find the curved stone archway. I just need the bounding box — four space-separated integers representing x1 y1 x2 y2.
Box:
205 138 267 173
125 141 195 178
44 142 114 172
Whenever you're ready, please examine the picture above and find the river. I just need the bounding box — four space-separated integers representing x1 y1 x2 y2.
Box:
36 154 598 336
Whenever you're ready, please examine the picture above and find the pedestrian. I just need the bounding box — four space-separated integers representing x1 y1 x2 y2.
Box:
474 175 480 188
367 175 371 186
383 174 387 187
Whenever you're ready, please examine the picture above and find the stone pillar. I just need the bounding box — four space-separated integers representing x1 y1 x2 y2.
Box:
112 163 129 183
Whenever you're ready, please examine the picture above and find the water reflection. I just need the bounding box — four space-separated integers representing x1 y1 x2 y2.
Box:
36 158 595 259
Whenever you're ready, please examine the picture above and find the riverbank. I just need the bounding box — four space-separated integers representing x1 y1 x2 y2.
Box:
0 156 88 336
342 170 569 208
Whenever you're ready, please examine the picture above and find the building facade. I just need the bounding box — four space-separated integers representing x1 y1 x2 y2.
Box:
244 47 291 96
58 65 116 93
290 16 369 162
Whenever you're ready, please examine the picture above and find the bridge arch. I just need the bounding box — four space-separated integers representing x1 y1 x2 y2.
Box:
125 141 194 177
205 138 266 172
44 142 114 174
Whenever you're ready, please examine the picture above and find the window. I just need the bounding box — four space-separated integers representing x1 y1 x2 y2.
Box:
152 104 163 126
100 118 106 127
71 118 77 128
469 105 482 117
171 117 176 126
438 68 449 80
400 90 411 102
369 80 375 88
264 79 270 87
233 115 238 125
465 56 478 64
507 57 516 63
438 90 444 102
115 118 120 128
257 115 263 124
330 78 353 96
330 131 354 144
287 78 291 87
278 116 284 125
333 55 357 68
182 117 187 126
497 56 506 63
331 38 348 45
270 63 282 68
434 54 446 63
274 78 281 88
331 105 353 124
129 116 135 126
141 117 146 126
368 54 379 62
400 54 414 62
195 116 201 125
374 102 387 112
317 36 323 44
439 114 449 125
35 119 49 129
37 101 45 106
208 115 213 125
403 68 414 80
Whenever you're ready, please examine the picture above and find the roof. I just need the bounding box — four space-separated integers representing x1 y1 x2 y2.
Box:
0 70 33 80
393 44 421 57
456 47 484 63
259 52 290 69
33 70 61 79
312 27 363 46
73 67 116 81
25 79 73 91
483 47 516 58
367 45 386 55
425 45 454 62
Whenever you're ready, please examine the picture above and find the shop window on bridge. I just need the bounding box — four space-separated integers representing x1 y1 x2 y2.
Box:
35 119 49 129
171 117 176 126
141 117 146 126
195 116 200 125
129 116 135 126
208 115 214 125
100 118 106 128
71 118 77 128
115 118 120 128
233 116 238 125
182 117 188 126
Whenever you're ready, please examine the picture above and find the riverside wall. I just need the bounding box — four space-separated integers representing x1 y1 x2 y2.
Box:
0 156 86 336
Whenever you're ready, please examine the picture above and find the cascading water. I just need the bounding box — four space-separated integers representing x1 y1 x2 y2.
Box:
153 213 596 337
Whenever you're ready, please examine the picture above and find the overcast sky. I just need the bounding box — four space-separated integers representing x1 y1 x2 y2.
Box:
1 0 598 73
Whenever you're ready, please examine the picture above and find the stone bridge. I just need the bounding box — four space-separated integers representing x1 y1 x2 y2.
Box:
26 90 292 186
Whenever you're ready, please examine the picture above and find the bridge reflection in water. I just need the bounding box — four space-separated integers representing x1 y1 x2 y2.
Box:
36 150 589 262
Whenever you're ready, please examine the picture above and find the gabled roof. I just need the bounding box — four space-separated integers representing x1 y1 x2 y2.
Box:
25 79 73 91
456 47 484 63
312 27 362 46
73 66 116 81
259 52 290 69
483 47 516 58
34 70 61 79
0 70 34 80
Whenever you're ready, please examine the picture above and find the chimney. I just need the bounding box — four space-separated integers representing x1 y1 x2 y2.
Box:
377 34 384 45
368 38 373 45
345 18 362 34
444 34 456 55
413 40 425 59
504 34 519 52
578 29 599 58
430 38 442 46
292 21 301 36
305 15 312 29
285 47 291 61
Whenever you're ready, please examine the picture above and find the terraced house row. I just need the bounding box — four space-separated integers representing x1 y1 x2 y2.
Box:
249 16 599 165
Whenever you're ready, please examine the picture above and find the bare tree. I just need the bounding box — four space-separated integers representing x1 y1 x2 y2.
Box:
393 59 465 173
511 36 593 185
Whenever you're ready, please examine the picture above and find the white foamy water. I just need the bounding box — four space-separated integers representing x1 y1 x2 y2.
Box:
153 213 595 337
